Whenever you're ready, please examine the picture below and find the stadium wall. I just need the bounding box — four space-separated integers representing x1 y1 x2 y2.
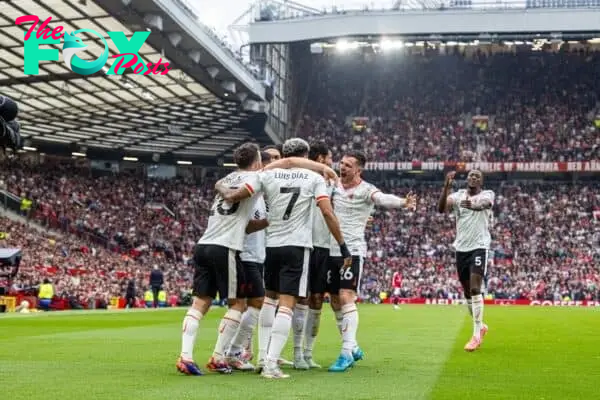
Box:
6 295 600 313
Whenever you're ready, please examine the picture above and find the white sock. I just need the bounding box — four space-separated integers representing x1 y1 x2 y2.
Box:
304 308 322 357
258 297 278 362
180 308 203 360
212 309 242 359
228 307 259 357
341 303 358 357
471 294 484 338
467 298 473 316
266 306 293 368
334 309 343 336
292 304 309 359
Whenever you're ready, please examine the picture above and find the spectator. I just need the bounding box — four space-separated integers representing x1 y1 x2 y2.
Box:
150 265 164 308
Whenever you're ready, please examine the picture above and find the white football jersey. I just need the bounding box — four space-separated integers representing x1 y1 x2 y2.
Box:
240 195 267 264
329 180 379 257
312 183 334 249
197 171 259 251
449 189 495 252
253 168 329 249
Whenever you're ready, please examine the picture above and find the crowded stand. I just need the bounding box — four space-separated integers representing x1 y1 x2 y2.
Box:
1 157 598 307
295 50 600 163
0 159 206 309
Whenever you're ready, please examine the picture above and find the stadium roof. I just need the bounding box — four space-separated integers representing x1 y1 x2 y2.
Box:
0 0 271 164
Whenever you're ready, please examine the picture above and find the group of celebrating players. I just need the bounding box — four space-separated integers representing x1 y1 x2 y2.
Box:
175 137 494 379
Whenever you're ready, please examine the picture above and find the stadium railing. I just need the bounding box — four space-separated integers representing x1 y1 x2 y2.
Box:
0 189 22 214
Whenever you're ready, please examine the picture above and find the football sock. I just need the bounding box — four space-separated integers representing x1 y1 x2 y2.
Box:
304 308 322 358
472 294 484 338
180 308 203 360
266 306 293 369
212 309 241 359
228 306 259 356
258 297 278 362
341 303 359 357
292 304 308 360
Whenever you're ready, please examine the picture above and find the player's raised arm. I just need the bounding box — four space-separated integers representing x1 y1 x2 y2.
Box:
438 171 456 213
371 190 417 210
265 157 338 182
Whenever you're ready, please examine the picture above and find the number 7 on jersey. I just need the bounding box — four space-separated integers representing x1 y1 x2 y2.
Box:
280 187 300 220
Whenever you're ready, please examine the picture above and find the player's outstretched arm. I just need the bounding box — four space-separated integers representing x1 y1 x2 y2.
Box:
372 191 417 210
245 219 269 234
438 171 455 213
316 198 351 259
264 157 338 182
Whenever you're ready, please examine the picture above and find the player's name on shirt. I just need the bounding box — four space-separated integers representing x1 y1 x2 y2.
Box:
272 171 311 180
260 168 328 249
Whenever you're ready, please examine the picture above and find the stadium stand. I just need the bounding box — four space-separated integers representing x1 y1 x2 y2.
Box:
295 50 600 162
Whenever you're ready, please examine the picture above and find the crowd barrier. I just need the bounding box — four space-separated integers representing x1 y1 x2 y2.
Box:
387 298 600 307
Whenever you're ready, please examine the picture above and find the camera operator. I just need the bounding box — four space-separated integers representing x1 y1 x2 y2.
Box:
0 95 23 151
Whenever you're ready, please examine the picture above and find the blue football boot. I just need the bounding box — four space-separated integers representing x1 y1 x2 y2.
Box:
328 353 354 372
352 346 364 362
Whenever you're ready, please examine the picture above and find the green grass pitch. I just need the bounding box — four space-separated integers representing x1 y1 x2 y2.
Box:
1 305 599 400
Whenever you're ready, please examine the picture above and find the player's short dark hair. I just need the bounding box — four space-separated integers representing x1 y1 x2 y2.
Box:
344 150 367 167
308 141 329 161
260 151 271 164
282 138 310 158
233 142 260 169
